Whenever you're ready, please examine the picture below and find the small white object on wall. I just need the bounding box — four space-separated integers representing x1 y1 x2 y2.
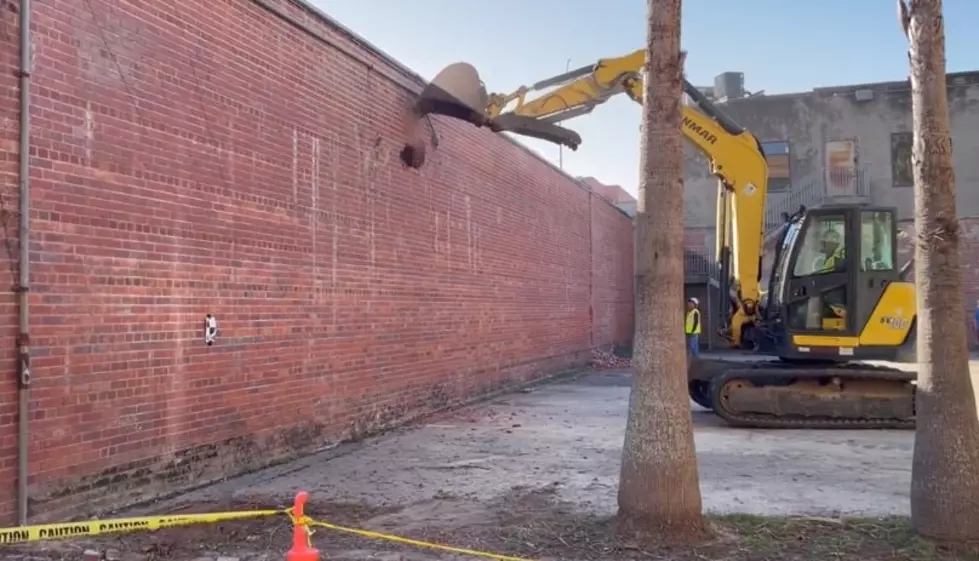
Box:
205 314 218 346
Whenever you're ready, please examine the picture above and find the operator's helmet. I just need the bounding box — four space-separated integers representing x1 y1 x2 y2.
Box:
820 228 842 253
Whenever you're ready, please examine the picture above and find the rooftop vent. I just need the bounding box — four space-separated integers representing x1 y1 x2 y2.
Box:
854 89 874 102
714 72 745 100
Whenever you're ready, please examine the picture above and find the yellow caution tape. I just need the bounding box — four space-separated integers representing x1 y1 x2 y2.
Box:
301 516 539 561
0 509 284 545
0 506 538 561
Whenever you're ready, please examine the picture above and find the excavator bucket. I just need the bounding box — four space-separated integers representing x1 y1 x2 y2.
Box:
415 62 583 151
416 62 490 126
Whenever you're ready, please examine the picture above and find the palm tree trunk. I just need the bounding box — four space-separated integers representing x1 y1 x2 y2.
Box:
617 0 705 542
899 0 979 542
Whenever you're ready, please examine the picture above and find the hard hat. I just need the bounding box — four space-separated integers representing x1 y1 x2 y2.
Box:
688 297 699 305
822 229 842 243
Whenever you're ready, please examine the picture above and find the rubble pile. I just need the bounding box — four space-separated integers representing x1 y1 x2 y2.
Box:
590 348 632 370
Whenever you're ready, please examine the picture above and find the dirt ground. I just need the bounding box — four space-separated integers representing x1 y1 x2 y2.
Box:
5 361 979 561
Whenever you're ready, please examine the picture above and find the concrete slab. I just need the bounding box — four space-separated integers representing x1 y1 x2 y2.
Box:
151 369 917 521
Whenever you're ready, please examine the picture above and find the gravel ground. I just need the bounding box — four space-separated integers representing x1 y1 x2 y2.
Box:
5 361 978 561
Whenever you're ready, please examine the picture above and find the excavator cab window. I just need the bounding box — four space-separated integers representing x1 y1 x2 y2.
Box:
764 219 802 317
784 213 850 333
860 211 895 272
773 206 900 343
852 209 902 341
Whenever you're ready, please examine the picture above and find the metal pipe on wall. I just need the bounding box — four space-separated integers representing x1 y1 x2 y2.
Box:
17 0 34 526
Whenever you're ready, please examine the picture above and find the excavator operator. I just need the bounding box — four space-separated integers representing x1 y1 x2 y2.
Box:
819 229 846 273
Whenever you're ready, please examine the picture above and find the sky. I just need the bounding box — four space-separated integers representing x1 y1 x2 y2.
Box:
309 0 975 197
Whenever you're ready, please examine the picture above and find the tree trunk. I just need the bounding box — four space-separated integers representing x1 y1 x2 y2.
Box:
900 0 979 542
617 0 705 542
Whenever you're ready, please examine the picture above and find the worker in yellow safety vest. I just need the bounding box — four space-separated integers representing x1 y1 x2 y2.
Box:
685 297 702 359
819 229 846 272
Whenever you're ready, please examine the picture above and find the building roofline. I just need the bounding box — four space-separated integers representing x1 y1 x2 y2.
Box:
814 70 979 95
719 70 979 104
270 0 626 215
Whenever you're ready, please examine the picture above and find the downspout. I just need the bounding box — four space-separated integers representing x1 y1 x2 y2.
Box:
17 0 34 527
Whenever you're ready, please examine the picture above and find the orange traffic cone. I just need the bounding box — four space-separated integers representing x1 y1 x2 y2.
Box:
286 491 319 561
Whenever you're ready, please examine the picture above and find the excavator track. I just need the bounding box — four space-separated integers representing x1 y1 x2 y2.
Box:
693 359 916 430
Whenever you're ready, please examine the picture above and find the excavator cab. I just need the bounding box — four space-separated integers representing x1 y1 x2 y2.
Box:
760 204 915 362
688 203 918 428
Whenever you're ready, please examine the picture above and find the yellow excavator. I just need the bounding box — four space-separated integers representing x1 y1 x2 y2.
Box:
413 48 920 430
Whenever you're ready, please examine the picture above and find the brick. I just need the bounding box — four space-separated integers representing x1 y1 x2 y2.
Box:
0 0 634 522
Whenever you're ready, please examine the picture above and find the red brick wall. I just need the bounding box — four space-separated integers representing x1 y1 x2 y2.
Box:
0 0 634 522
591 198 635 348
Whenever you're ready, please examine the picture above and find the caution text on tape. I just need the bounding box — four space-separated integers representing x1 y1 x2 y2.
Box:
0 509 283 545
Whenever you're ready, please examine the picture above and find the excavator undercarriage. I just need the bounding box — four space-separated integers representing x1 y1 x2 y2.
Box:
689 359 916 429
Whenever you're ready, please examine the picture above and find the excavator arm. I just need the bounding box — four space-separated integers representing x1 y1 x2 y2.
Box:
419 51 923 432
417 49 770 345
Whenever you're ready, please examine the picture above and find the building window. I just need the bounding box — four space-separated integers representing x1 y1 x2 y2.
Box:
761 140 791 192
891 132 913 187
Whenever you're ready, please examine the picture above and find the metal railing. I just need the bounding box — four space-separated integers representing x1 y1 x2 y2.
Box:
827 166 870 198
764 167 870 236
684 247 718 278
763 180 824 234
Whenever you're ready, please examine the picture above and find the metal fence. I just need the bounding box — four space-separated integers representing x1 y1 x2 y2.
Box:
763 168 870 234
684 246 719 278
